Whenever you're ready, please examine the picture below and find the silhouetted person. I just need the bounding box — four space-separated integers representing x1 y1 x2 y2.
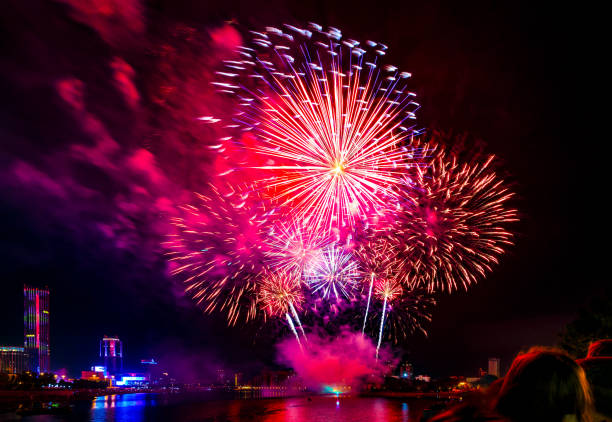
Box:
578 340 612 421
431 347 593 422
493 347 593 422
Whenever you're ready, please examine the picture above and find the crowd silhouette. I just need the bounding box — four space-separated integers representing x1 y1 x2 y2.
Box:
431 342 612 422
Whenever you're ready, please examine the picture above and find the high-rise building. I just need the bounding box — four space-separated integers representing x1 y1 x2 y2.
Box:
399 362 413 379
0 346 28 374
488 358 500 377
100 336 123 375
24 285 50 374
216 369 226 384
234 372 243 386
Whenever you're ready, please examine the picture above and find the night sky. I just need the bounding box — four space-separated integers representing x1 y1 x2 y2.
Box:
0 0 590 379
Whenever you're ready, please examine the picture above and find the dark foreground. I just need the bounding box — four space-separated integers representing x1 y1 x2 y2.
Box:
0 392 453 421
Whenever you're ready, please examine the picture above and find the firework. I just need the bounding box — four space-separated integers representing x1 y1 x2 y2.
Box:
265 220 329 275
368 289 435 343
258 270 304 317
305 245 360 301
353 237 399 333
258 269 307 343
165 182 272 325
392 142 518 292
374 278 403 358
162 22 521 350
214 23 422 233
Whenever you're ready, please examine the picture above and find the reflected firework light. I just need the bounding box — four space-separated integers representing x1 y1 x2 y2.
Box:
305 244 360 301
392 140 518 292
213 23 424 234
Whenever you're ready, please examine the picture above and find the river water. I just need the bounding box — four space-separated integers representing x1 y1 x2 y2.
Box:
0 392 448 421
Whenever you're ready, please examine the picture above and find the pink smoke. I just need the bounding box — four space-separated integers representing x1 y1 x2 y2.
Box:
277 328 397 392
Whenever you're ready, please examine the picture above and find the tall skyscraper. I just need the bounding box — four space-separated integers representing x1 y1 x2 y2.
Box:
24 285 50 374
488 357 501 377
100 336 123 375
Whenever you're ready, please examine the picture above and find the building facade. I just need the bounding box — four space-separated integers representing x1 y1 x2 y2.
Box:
488 357 501 377
0 346 28 374
100 336 123 375
24 285 50 374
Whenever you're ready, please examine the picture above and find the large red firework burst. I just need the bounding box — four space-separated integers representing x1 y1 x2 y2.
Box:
392 142 518 292
213 23 422 234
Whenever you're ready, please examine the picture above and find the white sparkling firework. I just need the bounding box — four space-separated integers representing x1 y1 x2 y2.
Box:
264 220 329 275
305 245 360 300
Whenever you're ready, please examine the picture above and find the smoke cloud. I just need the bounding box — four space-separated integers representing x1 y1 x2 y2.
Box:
277 328 397 392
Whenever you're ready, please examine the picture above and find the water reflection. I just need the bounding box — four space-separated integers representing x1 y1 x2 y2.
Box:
203 395 430 422
26 392 441 421
90 393 155 422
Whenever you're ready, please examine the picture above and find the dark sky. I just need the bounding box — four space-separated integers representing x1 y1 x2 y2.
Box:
0 0 590 379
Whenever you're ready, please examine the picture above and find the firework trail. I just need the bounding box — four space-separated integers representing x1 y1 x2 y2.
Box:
353 236 398 333
362 273 374 334
258 270 304 317
373 278 403 358
392 141 518 292
165 182 273 325
258 270 306 345
376 295 387 360
305 244 360 301
214 23 423 234
365 289 436 352
290 301 307 341
286 312 303 350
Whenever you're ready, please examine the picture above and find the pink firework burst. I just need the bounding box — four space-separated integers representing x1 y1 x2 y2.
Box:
165 182 273 325
393 141 519 292
264 219 329 276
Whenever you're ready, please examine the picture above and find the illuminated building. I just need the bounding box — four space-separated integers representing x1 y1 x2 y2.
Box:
234 372 242 386
141 359 159 384
115 373 148 386
216 369 226 384
399 362 413 379
24 284 50 374
100 336 123 375
91 365 107 377
0 346 28 374
488 358 501 377
81 370 106 381
249 369 293 388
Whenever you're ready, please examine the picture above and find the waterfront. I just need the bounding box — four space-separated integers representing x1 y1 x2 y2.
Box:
0 393 446 421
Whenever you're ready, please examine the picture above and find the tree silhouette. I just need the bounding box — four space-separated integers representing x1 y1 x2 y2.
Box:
559 294 612 358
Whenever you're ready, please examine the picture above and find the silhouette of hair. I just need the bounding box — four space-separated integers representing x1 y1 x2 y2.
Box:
494 347 593 422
